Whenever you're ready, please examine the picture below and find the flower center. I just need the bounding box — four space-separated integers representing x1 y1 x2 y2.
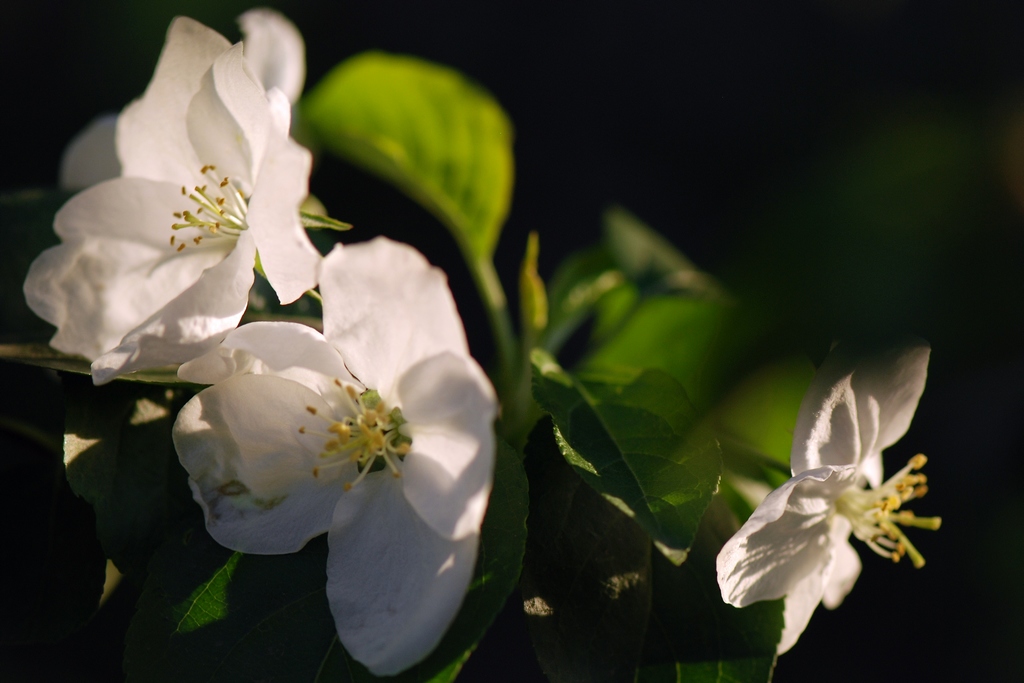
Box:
299 381 411 491
169 164 249 252
835 454 942 568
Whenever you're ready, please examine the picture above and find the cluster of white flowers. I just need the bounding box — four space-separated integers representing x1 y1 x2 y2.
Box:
25 11 496 676
716 341 941 653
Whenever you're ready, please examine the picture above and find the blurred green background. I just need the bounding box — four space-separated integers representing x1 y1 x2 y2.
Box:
3 0 1024 680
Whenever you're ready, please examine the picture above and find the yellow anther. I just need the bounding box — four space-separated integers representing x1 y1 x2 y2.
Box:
910 454 927 469
395 442 411 456
170 236 175 246
312 466 320 478
323 439 339 451
343 482 353 491
220 178 230 187
177 243 186 252
298 426 306 434
193 236 202 245
181 186 187 195
306 406 318 415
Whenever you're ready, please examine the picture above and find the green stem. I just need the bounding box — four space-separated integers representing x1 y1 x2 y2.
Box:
467 256 518 390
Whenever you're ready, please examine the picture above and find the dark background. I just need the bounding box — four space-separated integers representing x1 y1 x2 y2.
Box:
4 0 1024 680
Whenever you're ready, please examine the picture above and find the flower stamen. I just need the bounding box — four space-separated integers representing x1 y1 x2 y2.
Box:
835 454 941 569
169 164 250 250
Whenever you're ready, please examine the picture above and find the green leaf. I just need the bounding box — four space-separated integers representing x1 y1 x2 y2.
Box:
300 211 353 231
541 245 626 354
603 206 726 301
0 189 69 338
318 439 530 683
714 356 815 467
638 498 783 683
0 343 191 385
302 51 514 261
124 529 337 683
582 296 731 408
519 231 548 344
63 374 199 578
0 412 105 643
520 421 652 683
531 350 721 564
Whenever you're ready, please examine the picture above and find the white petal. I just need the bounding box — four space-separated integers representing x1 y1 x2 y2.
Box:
320 239 469 397
396 352 496 540
246 89 319 304
777 568 826 654
24 179 230 360
178 321 355 395
118 17 229 182
238 8 306 103
186 43 269 193
716 465 858 608
91 231 256 384
327 476 477 675
821 517 861 609
174 374 344 553
791 342 930 485
59 114 120 191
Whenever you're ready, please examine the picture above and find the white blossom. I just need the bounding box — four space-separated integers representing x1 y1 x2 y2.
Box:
26 15 320 384
172 238 497 675
716 341 940 653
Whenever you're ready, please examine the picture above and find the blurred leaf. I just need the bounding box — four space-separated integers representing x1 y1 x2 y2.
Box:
603 206 726 300
541 245 626 353
63 374 198 578
302 52 514 261
520 421 652 683
531 350 721 564
0 417 105 643
0 343 190 385
582 297 731 408
301 211 353 231
319 439 530 683
124 528 337 683
713 356 814 467
638 499 783 682
519 231 548 343
0 189 68 339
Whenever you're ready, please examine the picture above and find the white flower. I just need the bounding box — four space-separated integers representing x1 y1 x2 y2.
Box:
27 15 320 385
172 237 497 675
716 341 940 654
59 9 306 192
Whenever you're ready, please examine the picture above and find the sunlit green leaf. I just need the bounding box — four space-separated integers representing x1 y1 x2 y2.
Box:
582 297 731 408
638 499 783 683
63 375 198 578
541 245 626 354
318 439 530 683
520 421 652 683
531 350 721 564
302 51 514 261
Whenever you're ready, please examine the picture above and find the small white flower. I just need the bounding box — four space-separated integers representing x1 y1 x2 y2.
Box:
27 15 320 384
716 341 940 653
59 9 306 191
172 238 497 675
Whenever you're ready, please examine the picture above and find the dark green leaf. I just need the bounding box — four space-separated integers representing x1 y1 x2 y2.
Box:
63 374 199 578
301 211 353 231
520 421 652 683
541 245 626 354
603 206 726 301
0 189 69 339
531 351 721 564
638 499 783 683
302 52 514 261
0 343 190 385
124 528 337 683
318 439 530 683
0 413 105 643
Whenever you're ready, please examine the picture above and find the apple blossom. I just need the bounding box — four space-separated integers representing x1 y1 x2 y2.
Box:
25 15 320 385
172 237 497 675
716 341 941 654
